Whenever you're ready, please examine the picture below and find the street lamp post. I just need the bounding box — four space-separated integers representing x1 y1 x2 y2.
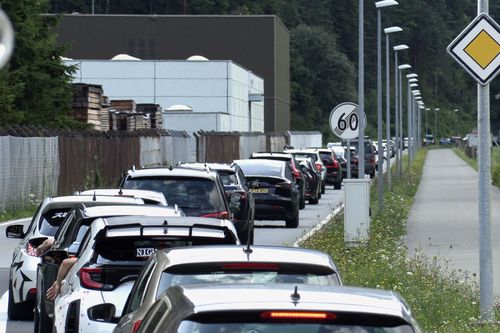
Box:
358 0 365 180
408 78 418 167
375 0 398 211
413 91 421 154
434 108 440 140
398 64 411 177
384 27 402 191
425 108 430 138
394 46 409 179
453 109 459 136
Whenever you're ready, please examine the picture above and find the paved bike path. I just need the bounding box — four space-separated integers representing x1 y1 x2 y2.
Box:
406 148 500 295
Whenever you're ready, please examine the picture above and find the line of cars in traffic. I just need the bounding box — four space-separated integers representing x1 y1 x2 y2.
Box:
5 146 422 332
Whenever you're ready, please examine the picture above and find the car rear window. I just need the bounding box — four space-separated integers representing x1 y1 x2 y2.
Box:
218 171 238 186
122 177 224 216
238 163 283 177
39 208 72 236
292 153 318 162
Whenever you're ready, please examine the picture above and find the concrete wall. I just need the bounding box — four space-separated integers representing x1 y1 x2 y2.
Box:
287 131 323 149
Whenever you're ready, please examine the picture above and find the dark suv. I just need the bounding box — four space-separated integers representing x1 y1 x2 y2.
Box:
348 139 376 178
249 152 306 210
177 162 255 244
120 167 231 219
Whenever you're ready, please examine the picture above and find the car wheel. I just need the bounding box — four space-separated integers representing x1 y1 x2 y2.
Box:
8 284 33 321
370 171 375 178
334 181 342 190
309 196 319 204
321 182 326 194
286 211 299 228
299 193 306 210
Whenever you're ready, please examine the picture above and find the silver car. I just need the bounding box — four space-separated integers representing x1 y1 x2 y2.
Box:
134 284 422 333
102 245 341 333
5 194 144 320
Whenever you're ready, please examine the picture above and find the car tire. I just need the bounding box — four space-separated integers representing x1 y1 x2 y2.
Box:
321 182 326 194
299 194 306 210
8 284 33 321
309 196 319 204
286 211 299 228
370 171 375 178
334 181 342 190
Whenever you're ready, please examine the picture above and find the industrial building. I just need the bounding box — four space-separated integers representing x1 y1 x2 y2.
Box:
52 14 290 132
67 58 264 132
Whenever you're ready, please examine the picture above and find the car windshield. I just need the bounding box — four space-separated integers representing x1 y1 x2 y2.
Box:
218 171 238 186
122 177 224 216
156 271 340 298
177 322 415 333
38 208 72 236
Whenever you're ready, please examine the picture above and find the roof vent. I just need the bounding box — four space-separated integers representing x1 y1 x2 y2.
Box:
111 54 141 61
166 104 193 112
187 55 209 61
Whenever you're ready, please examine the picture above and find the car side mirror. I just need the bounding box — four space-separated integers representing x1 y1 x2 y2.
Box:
42 249 69 265
87 303 119 323
6 225 24 239
228 192 241 213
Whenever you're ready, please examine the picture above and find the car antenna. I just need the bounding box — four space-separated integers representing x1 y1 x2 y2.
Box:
290 285 300 304
118 187 123 195
168 165 174 171
243 237 253 254
92 191 97 201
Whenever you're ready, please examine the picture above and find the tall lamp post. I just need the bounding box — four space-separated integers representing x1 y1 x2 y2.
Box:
384 27 402 191
434 108 440 140
375 0 398 211
425 108 430 138
398 64 411 177
394 46 409 179
358 0 365 180
408 78 418 166
453 109 459 136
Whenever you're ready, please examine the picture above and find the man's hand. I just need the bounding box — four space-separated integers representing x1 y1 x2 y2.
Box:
46 281 60 301
36 238 55 257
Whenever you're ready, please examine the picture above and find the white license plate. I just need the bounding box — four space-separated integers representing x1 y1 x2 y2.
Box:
251 188 268 193
136 248 157 258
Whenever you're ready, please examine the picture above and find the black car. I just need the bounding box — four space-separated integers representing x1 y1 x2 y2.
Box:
314 148 343 189
177 162 255 244
234 159 300 228
295 157 321 204
249 152 306 210
348 139 376 178
120 167 231 219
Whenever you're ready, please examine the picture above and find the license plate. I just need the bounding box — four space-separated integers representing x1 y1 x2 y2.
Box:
251 188 268 193
136 248 157 258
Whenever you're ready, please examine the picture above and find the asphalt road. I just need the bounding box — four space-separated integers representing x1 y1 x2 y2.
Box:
0 185 344 333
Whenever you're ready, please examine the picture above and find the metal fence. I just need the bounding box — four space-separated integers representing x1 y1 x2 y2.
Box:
0 127 321 211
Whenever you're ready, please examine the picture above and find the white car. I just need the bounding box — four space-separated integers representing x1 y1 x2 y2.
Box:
52 215 239 333
5 194 144 320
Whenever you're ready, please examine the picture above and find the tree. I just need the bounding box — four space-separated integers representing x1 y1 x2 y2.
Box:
0 0 79 127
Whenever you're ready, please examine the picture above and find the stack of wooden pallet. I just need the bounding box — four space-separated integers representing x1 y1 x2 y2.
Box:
137 103 163 129
100 96 111 131
72 84 103 130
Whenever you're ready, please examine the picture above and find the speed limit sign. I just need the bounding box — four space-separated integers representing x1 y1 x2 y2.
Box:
329 102 359 140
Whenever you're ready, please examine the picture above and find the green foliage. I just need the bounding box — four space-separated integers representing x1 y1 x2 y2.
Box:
0 0 79 128
455 147 500 188
301 149 500 332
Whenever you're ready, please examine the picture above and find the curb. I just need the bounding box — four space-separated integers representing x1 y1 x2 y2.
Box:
0 217 31 226
293 204 344 247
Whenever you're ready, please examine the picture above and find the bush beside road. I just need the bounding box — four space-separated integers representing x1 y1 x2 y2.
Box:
301 149 500 333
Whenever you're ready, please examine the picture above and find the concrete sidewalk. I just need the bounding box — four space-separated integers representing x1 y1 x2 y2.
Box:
406 149 500 294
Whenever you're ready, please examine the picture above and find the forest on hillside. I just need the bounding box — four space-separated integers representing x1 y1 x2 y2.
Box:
3 0 500 139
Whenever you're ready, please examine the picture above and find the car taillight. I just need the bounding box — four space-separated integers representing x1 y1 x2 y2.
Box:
222 263 279 270
352 158 358 165
332 160 339 168
201 211 229 219
293 168 301 179
370 156 376 163
276 182 291 190
132 320 143 333
315 163 322 172
260 311 337 320
79 267 104 290
25 242 38 257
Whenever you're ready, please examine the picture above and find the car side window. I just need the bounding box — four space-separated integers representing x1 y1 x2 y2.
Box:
53 210 76 246
123 257 156 315
284 165 292 182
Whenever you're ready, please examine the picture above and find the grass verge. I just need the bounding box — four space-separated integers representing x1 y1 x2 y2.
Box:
301 149 500 332
0 205 37 223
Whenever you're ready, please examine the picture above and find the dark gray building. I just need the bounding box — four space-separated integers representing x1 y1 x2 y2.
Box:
52 14 290 132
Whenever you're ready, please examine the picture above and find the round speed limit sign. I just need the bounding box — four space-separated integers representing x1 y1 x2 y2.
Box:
329 102 359 140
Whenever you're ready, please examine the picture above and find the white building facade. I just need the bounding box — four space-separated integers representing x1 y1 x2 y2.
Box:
67 59 265 132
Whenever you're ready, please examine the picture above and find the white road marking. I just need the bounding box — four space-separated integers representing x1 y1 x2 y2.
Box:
0 291 8 333
293 204 343 247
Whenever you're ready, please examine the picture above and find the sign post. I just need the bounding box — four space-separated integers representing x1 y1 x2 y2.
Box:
447 7 499 320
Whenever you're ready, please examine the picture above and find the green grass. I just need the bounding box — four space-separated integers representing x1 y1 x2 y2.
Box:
454 147 500 187
0 205 37 223
301 149 500 332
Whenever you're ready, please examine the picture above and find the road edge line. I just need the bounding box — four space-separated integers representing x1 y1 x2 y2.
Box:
0 291 8 333
293 204 344 247
0 218 31 226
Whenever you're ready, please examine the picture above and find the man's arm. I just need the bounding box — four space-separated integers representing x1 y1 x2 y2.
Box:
36 237 55 257
46 257 77 301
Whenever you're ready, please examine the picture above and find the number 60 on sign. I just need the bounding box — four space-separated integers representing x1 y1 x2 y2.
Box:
329 102 359 140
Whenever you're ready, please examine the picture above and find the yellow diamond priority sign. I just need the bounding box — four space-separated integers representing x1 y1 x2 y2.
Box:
448 14 500 85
